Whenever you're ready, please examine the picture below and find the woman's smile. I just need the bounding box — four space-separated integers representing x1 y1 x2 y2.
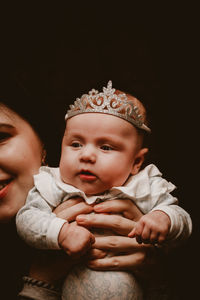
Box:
0 104 43 220
0 179 13 199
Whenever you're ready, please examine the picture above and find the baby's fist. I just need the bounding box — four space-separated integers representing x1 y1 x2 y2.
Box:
58 222 95 257
128 210 171 245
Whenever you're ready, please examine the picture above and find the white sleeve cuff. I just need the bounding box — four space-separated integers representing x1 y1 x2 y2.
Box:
46 216 68 249
151 205 192 243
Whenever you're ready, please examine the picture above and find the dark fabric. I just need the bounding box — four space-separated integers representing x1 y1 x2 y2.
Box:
0 219 34 300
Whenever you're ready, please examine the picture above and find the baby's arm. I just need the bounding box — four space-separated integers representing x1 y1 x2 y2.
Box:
16 186 66 249
128 210 171 244
128 171 192 246
16 186 95 255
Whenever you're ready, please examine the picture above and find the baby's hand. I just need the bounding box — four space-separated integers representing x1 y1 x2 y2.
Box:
58 222 95 258
128 210 171 245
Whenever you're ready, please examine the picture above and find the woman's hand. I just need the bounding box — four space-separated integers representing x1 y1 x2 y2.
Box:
88 238 164 283
87 236 154 273
76 199 160 276
53 197 93 221
77 213 136 235
93 199 143 221
76 214 152 273
76 199 142 236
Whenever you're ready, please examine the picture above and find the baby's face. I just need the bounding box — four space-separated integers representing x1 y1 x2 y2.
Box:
59 113 145 195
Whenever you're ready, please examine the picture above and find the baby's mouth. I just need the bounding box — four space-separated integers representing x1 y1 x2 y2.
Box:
80 170 94 175
79 170 97 181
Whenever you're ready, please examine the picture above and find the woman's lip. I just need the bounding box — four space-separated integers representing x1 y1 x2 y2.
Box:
0 181 13 199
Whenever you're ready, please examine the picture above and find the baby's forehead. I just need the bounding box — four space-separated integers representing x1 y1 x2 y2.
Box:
66 111 131 124
65 112 138 137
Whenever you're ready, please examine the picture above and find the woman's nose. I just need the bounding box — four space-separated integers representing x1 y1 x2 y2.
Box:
79 145 96 163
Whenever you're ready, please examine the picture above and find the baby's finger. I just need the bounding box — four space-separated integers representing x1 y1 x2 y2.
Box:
149 231 159 245
128 228 136 237
157 233 166 244
140 225 151 244
134 222 144 244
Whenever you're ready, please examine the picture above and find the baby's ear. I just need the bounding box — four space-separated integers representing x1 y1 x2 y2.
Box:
131 148 148 175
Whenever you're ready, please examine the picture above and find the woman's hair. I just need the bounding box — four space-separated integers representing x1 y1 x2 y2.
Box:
0 72 60 165
0 72 44 137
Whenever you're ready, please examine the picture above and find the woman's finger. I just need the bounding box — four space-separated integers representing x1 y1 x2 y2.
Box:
87 252 147 271
93 199 143 221
56 202 93 221
87 248 107 259
76 213 136 235
53 198 84 214
92 236 149 252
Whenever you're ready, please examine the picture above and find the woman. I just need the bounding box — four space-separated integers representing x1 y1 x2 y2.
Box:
0 73 170 299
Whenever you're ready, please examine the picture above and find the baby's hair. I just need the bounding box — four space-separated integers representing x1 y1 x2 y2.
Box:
115 89 148 127
115 89 150 149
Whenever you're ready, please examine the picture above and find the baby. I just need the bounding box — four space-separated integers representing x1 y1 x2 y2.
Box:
16 81 192 298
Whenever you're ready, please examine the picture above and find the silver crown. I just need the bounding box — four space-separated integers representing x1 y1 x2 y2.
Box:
65 81 151 132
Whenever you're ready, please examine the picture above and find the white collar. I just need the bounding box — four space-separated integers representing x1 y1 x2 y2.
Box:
39 164 169 205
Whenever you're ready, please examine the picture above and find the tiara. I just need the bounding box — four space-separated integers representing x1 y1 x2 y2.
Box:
65 81 151 132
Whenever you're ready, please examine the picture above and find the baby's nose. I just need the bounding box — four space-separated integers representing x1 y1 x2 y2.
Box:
80 145 96 163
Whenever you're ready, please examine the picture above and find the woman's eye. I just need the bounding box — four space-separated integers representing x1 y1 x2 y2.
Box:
0 132 12 143
71 142 82 148
101 145 113 151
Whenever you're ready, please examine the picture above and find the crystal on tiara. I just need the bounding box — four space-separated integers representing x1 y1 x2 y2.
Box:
65 81 151 132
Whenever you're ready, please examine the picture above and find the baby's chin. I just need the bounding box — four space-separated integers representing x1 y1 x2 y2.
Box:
84 190 105 197
84 188 108 197
75 183 105 196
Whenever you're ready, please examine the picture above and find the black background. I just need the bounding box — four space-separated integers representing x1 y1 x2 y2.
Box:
1 2 199 298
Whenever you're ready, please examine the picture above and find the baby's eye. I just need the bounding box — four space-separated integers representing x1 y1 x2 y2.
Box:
0 132 12 143
71 142 82 148
100 145 113 151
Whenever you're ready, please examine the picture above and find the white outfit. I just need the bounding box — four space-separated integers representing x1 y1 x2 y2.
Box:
16 164 192 250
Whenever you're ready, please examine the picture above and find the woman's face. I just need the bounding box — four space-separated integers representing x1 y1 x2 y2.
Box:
0 104 43 222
